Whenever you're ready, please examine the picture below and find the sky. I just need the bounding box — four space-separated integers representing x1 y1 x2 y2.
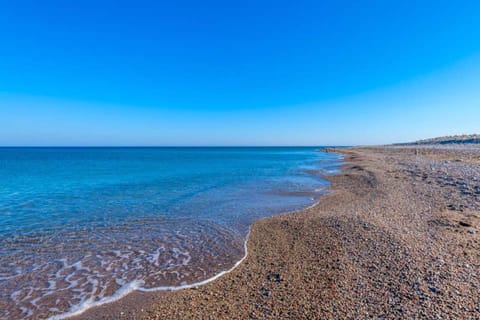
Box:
0 0 479 146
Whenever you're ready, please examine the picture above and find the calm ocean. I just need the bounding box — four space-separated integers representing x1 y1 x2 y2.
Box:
0 147 341 319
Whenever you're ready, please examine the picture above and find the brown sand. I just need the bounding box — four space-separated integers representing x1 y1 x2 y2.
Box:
74 146 480 319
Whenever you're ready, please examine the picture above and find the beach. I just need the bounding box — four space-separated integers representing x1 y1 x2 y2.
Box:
75 145 480 319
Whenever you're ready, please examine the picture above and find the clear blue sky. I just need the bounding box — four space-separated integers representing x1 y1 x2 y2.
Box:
1 0 479 146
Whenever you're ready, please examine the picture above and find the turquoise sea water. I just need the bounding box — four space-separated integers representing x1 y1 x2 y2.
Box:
0 147 341 319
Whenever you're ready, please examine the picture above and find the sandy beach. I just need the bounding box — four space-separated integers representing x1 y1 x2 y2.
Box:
74 145 480 319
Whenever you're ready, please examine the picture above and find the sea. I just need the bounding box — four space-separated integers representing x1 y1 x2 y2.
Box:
0 147 342 319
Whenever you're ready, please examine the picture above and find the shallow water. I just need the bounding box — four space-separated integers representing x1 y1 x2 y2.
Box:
0 147 341 319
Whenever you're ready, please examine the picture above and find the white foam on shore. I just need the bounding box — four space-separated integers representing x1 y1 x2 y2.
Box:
48 229 250 320
48 280 144 320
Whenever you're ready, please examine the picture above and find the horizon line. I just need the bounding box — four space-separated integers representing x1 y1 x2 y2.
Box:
0 145 353 148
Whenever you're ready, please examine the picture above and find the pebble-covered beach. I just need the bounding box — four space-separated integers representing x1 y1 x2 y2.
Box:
75 145 480 319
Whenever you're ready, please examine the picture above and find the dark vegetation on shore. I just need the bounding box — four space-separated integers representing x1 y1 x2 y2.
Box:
397 134 480 145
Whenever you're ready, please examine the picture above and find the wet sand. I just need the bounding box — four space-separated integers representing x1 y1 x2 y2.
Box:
74 146 480 319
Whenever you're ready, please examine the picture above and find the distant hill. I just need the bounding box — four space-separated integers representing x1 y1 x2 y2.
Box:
399 134 480 145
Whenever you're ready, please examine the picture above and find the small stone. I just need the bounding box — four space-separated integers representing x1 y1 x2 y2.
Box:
267 272 282 283
260 287 271 299
458 221 472 227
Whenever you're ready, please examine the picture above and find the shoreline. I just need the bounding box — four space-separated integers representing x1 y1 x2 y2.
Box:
57 152 342 320
62 168 339 319
74 146 480 319
0 147 340 320
69 150 346 320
